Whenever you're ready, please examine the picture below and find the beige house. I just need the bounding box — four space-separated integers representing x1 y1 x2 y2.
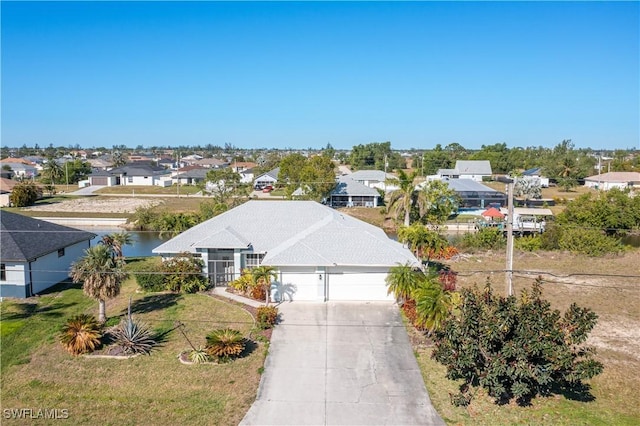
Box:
584 172 640 191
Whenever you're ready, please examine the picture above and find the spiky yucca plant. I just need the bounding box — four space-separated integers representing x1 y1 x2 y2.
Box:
189 346 210 364
60 314 102 355
112 315 156 355
205 328 245 361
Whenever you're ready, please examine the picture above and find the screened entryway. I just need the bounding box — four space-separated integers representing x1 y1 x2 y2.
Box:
207 249 235 286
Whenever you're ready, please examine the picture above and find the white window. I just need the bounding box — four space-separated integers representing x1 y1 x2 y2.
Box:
127 176 134 183
244 253 265 269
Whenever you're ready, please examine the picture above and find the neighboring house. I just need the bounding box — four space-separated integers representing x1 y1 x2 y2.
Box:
347 170 396 188
437 160 492 182
89 164 172 187
0 162 38 178
87 158 113 170
584 172 640 191
192 158 229 168
0 178 19 207
330 176 380 208
174 166 209 185
152 200 418 301
232 161 257 172
239 167 255 184
254 167 280 188
521 167 550 188
0 212 96 298
418 178 506 210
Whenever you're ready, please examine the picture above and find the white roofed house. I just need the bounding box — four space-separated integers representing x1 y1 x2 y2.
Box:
153 201 418 302
583 172 640 191
253 167 280 188
437 160 492 182
330 176 381 208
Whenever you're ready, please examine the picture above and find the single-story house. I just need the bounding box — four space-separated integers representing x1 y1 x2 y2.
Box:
584 172 640 191
152 200 418 301
0 212 96 298
347 170 396 188
417 178 506 210
89 164 173 187
254 167 280 188
522 167 550 188
239 167 255 184
330 176 381 208
0 162 38 179
174 166 209 185
437 160 492 182
0 178 19 207
192 158 229 168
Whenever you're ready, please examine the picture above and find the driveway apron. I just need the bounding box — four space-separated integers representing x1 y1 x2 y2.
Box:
240 302 445 425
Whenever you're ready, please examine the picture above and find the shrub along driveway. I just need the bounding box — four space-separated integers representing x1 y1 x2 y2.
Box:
241 302 444 425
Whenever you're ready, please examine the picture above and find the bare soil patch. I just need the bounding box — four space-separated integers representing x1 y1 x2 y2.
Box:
22 197 164 214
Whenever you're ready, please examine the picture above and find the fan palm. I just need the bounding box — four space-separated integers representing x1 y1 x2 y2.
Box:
70 244 127 322
110 231 133 259
252 265 278 305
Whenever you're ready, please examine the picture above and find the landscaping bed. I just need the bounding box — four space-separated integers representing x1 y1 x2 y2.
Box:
0 278 267 425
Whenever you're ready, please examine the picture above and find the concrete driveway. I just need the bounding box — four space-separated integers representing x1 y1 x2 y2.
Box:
240 302 444 425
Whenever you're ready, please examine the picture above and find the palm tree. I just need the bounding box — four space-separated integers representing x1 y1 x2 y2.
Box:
252 265 278 305
70 244 127 323
43 159 64 184
413 276 458 334
111 231 133 259
385 262 424 304
387 169 420 226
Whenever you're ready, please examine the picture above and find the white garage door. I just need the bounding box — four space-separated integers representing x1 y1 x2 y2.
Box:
327 267 393 301
278 267 324 301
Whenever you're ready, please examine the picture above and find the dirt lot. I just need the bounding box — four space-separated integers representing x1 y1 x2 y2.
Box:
446 250 640 366
22 197 165 213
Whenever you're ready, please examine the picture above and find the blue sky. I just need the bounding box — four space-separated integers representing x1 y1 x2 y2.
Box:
1 1 638 150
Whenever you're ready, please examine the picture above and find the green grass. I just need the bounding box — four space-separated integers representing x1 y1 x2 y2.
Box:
0 267 266 425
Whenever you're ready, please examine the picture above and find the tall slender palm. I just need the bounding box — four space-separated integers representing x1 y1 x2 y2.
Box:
70 245 127 322
252 265 278 305
385 262 424 304
387 169 420 226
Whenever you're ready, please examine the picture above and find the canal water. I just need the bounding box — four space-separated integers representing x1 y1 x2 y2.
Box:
78 228 165 258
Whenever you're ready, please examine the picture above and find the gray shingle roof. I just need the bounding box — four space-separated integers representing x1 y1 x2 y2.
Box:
153 200 418 267
348 170 395 182
331 177 380 197
454 160 493 175
1 211 96 262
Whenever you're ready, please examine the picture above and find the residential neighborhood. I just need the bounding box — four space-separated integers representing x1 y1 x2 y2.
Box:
2 1 639 424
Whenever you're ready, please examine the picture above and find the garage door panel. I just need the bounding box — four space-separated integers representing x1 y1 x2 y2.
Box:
278 270 320 301
328 269 393 301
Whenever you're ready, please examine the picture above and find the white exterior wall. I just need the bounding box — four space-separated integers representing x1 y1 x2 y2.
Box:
277 266 324 302
276 265 392 302
327 266 392 301
460 174 486 182
584 180 627 191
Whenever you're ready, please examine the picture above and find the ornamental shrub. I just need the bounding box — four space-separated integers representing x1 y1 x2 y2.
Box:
432 279 603 406
256 306 279 329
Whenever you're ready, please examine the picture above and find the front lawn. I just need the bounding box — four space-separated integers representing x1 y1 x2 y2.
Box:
0 267 266 425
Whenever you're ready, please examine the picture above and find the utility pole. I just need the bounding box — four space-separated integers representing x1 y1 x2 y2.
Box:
505 181 514 296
